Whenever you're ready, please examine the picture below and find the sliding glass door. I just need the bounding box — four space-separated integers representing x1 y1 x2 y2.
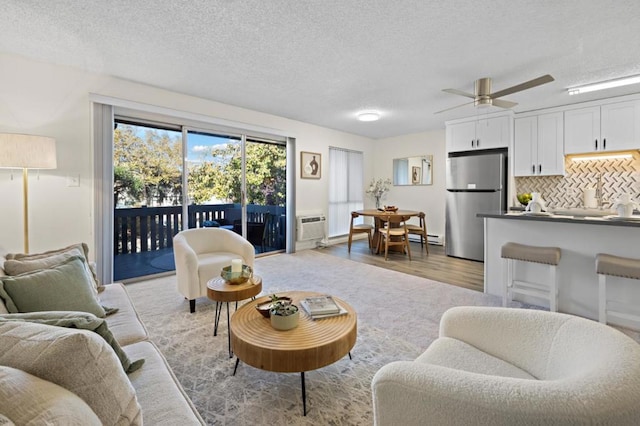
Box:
185 130 287 254
112 120 288 282
112 120 183 281
245 138 287 253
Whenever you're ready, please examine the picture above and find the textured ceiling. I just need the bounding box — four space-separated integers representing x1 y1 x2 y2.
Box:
2 1 640 139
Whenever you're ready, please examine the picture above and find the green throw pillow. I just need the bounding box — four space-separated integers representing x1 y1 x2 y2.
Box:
0 311 144 374
0 256 106 318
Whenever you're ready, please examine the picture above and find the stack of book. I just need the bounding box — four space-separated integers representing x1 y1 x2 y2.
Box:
300 295 347 320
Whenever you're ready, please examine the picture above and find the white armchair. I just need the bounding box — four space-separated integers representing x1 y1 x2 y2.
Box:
372 306 640 425
173 228 255 313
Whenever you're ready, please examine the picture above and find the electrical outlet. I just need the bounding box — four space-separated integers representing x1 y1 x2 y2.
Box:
67 174 80 187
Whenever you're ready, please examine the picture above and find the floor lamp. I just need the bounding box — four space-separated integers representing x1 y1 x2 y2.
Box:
0 133 57 253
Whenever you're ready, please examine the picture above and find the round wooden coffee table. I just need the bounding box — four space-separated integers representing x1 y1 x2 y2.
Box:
207 275 262 358
230 290 357 415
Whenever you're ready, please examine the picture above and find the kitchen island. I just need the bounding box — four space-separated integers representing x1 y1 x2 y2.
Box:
481 212 640 329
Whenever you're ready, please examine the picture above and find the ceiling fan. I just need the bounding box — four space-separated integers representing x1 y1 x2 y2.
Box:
435 74 554 114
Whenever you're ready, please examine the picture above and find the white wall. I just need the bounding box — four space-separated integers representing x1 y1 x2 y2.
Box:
372 130 447 239
0 53 375 255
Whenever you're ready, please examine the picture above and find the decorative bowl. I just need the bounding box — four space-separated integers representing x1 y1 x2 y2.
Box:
384 205 398 212
220 264 253 284
255 297 292 318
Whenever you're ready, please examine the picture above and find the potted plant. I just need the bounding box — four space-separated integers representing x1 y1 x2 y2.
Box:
269 297 300 330
366 178 392 209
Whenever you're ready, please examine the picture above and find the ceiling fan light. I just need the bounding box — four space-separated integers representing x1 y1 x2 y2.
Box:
567 74 640 95
357 111 381 122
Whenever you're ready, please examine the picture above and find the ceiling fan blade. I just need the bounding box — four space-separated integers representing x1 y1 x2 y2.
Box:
434 100 476 114
490 74 555 99
442 88 476 99
492 99 518 109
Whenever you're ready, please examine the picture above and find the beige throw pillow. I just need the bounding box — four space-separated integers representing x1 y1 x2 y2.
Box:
4 247 98 295
5 243 102 291
0 366 102 425
0 321 142 425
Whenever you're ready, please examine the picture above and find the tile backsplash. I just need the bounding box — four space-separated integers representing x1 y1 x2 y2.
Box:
515 156 640 209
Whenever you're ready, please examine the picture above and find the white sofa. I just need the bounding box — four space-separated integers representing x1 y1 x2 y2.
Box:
372 306 640 426
173 228 255 312
0 252 204 425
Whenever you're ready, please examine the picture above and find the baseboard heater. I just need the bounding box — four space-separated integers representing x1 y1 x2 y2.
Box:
408 234 443 245
296 214 327 241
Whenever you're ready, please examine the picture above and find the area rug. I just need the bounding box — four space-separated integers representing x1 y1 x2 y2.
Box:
124 250 531 425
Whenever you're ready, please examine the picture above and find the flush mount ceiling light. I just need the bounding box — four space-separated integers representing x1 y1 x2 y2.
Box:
357 111 381 122
567 74 640 95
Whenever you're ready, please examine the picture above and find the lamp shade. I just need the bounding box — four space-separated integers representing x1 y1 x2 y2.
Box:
0 133 57 169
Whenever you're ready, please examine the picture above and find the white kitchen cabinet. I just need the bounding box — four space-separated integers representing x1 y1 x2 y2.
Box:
564 100 640 154
447 115 510 152
601 101 640 151
514 112 564 176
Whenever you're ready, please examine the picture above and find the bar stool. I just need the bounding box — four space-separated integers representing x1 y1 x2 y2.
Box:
348 212 373 253
596 253 640 326
501 242 561 311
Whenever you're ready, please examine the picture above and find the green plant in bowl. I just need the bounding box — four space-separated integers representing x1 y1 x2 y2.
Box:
255 294 292 318
269 296 300 330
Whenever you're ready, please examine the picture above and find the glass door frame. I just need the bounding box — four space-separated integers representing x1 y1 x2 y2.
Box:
92 98 295 285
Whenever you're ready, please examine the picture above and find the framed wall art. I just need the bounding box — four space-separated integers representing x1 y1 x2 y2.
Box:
300 151 321 179
412 166 421 184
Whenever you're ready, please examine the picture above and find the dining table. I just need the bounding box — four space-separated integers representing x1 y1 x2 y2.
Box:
354 209 420 254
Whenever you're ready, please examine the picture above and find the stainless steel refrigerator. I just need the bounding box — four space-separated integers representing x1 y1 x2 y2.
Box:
445 149 507 261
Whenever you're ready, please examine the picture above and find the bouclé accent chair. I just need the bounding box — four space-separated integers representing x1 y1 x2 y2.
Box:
173 228 255 313
372 306 640 425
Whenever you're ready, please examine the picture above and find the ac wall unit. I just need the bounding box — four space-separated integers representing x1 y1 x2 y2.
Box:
296 215 326 241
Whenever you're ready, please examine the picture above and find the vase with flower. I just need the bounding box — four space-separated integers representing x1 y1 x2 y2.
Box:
366 178 392 209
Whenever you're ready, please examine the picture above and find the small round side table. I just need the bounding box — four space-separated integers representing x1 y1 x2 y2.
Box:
206 275 262 358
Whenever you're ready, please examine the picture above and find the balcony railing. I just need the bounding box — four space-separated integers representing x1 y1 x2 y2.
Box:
114 204 286 256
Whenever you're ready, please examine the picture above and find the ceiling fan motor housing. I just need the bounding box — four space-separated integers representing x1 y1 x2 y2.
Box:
474 78 492 107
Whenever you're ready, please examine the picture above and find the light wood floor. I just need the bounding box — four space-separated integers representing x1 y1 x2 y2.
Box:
319 238 484 292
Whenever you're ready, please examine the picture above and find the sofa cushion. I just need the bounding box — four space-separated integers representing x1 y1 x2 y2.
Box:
0 365 102 426
125 340 205 425
0 256 106 317
100 283 149 346
0 311 144 374
0 320 142 425
416 336 536 380
5 242 101 290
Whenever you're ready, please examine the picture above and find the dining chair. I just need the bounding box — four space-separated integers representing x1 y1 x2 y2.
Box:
348 212 373 253
378 215 412 261
406 211 429 253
